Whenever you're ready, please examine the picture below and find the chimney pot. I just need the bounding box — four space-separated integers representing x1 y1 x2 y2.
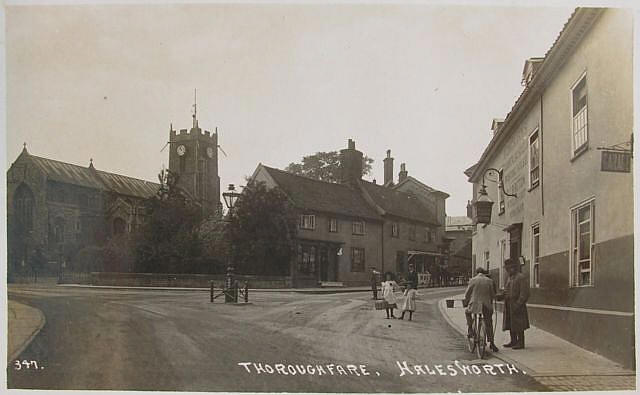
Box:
399 163 408 183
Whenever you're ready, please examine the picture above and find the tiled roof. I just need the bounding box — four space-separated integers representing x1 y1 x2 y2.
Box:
360 180 439 225
393 176 449 198
260 166 382 221
96 171 160 199
27 153 160 199
30 155 105 190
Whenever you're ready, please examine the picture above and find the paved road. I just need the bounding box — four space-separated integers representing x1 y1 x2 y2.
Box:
7 286 546 392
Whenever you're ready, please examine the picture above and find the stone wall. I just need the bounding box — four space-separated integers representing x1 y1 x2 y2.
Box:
89 272 292 289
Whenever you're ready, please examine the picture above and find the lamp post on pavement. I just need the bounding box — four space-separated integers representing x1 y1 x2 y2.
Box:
222 184 241 303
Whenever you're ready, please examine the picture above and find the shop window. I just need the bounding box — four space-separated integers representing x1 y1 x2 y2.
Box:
297 245 317 274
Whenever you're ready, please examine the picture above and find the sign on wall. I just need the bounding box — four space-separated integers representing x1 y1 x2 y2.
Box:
601 151 632 173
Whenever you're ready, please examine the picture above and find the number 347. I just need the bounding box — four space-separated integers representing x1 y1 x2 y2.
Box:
14 360 42 370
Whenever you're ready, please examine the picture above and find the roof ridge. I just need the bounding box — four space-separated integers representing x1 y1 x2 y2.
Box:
31 154 158 185
96 168 160 185
262 164 352 188
30 154 93 171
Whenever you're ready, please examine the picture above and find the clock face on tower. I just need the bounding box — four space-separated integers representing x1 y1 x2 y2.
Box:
177 145 186 156
206 147 214 158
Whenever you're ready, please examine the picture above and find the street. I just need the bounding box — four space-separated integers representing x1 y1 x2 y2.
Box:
7 286 546 392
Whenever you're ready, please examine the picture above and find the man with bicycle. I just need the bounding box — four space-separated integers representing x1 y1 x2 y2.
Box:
463 267 499 352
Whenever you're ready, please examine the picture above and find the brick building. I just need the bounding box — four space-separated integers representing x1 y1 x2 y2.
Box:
251 139 448 287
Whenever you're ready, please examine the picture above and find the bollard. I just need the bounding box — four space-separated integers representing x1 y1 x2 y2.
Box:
244 282 249 303
210 281 214 303
234 280 239 303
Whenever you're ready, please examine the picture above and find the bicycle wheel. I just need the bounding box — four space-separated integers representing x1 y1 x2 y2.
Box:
467 316 476 353
476 316 487 359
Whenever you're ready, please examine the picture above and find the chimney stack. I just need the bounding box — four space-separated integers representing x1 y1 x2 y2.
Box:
383 149 394 186
398 163 408 183
491 118 505 137
339 139 364 184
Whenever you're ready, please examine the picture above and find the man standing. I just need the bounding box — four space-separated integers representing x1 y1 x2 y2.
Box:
464 267 498 352
502 258 530 349
370 267 380 300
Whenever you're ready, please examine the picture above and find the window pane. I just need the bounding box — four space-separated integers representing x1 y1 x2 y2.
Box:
573 77 587 115
580 272 590 286
579 206 590 222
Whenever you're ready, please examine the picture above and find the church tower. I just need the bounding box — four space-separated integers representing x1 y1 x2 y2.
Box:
168 93 221 218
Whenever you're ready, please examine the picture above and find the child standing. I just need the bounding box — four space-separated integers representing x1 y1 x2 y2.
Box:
381 272 399 319
399 264 418 321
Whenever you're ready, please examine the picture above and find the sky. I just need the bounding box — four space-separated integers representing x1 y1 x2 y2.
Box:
4 2 578 216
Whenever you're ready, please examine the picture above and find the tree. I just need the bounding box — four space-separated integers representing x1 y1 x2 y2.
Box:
285 151 374 182
133 169 205 273
225 181 297 275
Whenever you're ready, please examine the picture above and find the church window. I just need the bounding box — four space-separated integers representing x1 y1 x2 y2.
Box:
53 217 65 243
13 184 34 231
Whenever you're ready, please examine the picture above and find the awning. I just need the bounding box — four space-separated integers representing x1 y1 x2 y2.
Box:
407 250 446 260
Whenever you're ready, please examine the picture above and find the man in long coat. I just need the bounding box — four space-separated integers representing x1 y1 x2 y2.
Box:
464 267 498 352
502 258 530 349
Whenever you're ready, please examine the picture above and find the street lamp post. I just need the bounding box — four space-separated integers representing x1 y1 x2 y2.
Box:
472 168 517 225
222 184 241 303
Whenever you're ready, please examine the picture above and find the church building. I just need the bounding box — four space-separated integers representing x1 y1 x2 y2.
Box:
6 108 221 278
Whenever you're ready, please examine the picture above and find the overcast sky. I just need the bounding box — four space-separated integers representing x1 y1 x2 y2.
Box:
5 2 576 216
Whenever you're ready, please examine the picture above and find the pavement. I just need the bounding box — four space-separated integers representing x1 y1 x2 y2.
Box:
438 293 637 391
7 300 46 362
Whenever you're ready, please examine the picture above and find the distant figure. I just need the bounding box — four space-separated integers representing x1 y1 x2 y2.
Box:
31 247 46 284
464 267 498 352
399 264 418 321
370 267 380 300
502 258 530 349
381 272 399 319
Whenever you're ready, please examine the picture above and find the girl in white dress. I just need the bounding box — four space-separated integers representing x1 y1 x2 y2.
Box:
381 272 399 319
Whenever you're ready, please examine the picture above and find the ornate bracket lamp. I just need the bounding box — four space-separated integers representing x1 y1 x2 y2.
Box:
472 168 517 225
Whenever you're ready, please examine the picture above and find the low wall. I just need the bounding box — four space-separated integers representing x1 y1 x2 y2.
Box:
90 272 292 289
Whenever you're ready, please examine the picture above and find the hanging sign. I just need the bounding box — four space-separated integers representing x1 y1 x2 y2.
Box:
601 151 631 173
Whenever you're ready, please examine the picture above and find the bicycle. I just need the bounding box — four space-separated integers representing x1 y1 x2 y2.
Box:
467 312 488 359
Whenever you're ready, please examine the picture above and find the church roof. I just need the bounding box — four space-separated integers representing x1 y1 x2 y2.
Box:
26 153 160 199
96 171 160 199
259 165 382 221
30 155 105 190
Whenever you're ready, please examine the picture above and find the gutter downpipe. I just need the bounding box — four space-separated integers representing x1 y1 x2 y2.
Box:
540 91 545 216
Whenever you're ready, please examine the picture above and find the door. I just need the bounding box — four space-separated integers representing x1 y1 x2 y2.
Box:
319 247 328 282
